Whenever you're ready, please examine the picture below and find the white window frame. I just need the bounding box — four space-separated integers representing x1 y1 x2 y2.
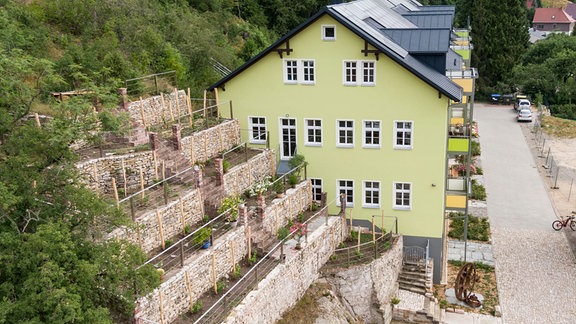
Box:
342 60 376 86
302 60 315 84
283 59 316 85
394 120 413 149
363 120 381 148
248 116 267 144
337 179 354 207
322 25 336 40
304 118 322 146
311 178 323 202
393 182 412 210
336 119 354 148
343 61 358 85
283 59 298 84
363 181 380 208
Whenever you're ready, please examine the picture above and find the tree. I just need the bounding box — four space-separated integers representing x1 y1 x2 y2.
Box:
471 0 529 92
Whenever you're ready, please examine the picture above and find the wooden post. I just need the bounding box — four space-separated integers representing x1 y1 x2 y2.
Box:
203 90 207 118
121 158 127 197
190 136 195 165
187 88 193 127
139 97 147 128
372 216 376 242
156 209 165 249
34 113 41 128
153 151 159 179
381 210 385 234
231 243 236 271
168 98 175 122
160 93 166 126
139 168 145 200
112 178 119 208
179 195 185 234
349 210 353 235
214 87 219 106
174 88 181 122
159 291 165 324
212 254 217 294
184 272 194 313
247 226 252 260
357 225 361 253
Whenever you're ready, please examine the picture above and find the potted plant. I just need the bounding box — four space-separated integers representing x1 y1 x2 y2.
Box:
288 173 299 188
248 177 271 197
193 227 212 249
272 180 285 197
290 222 307 250
218 195 244 224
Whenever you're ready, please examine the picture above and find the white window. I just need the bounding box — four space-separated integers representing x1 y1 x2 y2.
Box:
311 178 323 202
363 120 380 148
363 181 380 208
302 60 315 84
304 119 322 146
284 60 298 83
337 179 354 207
394 121 413 149
322 25 336 40
343 61 357 85
336 120 354 147
283 59 316 85
362 61 375 85
249 117 267 144
343 60 376 86
393 182 412 210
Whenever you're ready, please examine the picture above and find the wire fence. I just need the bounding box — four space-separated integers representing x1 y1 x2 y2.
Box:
531 108 576 212
190 196 340 324
125 71 177 99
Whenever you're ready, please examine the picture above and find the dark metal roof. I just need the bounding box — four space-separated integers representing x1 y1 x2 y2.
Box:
402 13 454 28
207 0 462 102
379 28 451 53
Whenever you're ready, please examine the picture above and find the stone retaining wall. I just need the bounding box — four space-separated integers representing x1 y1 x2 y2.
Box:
223 149 275 196
76 151 156 195
181 119 241 164
261 180 313 235
223 215 347 324
107 188 204 253
134 227 248 324
127 90 189 127
324 236 403 323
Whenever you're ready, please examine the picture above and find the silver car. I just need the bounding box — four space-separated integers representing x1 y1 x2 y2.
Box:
517 108 533 122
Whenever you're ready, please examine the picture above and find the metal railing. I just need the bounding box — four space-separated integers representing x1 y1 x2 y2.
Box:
191 197 340 324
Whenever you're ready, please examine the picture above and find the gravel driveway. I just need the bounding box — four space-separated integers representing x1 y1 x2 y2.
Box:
475 103 576 324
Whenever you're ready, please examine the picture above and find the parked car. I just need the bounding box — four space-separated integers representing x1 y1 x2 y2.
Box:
514 97 530 110
517 108 533 122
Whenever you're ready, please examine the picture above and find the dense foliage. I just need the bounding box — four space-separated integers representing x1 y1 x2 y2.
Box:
470 0 529 94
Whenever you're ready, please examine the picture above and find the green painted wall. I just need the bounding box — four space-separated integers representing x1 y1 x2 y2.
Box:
215 15 453 239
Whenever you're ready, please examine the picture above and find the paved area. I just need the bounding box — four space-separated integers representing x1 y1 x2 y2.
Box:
474 104 576 324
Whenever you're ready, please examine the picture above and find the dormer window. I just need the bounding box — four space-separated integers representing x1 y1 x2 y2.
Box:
322 25 336 40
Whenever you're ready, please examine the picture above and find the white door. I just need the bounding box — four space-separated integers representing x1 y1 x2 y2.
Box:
280 118 296 160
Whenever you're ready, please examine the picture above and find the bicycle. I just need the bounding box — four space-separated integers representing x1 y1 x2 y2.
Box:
552 212 576 231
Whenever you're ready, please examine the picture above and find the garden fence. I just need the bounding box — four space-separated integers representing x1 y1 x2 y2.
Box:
531 106 576 212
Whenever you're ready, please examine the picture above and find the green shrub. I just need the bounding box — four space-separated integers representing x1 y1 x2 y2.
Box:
448 213 490 241
471 140 481 156
471 179 486 200
222 159 231 173
277 226 289 240
191 300 202 314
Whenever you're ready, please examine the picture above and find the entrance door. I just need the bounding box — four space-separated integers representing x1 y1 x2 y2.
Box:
280 118 296 160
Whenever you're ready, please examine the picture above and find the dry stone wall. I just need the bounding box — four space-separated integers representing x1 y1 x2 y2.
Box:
76 151 156 195
134 228 248 324
127 90 189 127
107 188 203 253
181 119 241 164
324 236 403 323
223 215 347 324
223 149 276 197
261 181 313 235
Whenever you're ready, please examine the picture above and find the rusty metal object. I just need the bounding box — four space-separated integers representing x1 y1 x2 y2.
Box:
454 262 482 308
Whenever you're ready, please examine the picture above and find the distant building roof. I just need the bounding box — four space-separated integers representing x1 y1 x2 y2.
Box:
566 2 576 20
533 7 574 24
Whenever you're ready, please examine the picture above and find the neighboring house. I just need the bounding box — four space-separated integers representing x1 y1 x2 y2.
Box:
532 7 575 33
207 0 465 283
565 2 576 20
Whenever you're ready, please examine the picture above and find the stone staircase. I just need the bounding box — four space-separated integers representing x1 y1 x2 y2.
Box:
156 139 195 182
398 259 433 295
394 289 444 324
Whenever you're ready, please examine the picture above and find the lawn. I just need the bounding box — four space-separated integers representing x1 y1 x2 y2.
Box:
541 115 576 138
